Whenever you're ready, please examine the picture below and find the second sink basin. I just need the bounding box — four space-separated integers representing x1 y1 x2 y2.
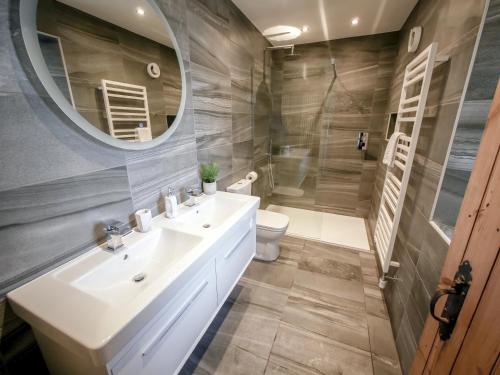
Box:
55 228 202 306
173 193 248 230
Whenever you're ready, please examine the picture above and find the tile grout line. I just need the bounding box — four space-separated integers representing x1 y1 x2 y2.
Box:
263 237 305 374
360 251 377 375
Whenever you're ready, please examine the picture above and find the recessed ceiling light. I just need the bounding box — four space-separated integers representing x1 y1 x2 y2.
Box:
351 17 359 26
302 25 309 32
136 7 145 16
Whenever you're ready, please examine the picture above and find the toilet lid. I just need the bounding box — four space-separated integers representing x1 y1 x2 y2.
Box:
256 209 289 231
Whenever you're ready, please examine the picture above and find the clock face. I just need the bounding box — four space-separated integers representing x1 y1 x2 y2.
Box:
147 62 161 78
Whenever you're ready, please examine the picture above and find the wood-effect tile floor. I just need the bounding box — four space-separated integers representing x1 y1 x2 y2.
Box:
181 237 402 375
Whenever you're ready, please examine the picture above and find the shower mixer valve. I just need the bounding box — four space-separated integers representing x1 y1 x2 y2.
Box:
357 132 369 150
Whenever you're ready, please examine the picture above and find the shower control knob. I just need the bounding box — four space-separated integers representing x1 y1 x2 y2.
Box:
357 132 369 150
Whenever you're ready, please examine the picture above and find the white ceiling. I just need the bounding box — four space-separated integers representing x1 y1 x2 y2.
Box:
58 0 173 47
231 0 419 46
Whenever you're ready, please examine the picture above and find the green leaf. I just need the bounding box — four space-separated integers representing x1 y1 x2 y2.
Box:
200 162 220 183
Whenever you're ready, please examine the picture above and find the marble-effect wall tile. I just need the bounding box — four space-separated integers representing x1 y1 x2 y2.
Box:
366 0 494 373
0 0 273 369
0 167 134 295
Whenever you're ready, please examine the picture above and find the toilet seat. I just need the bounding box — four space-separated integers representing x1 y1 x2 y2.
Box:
256 209 289 232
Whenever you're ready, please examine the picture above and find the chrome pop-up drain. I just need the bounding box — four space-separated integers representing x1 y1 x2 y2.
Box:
132 273 146 283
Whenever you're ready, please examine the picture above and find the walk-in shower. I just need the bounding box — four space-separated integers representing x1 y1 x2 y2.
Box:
263 44 338 207
257 34 397 217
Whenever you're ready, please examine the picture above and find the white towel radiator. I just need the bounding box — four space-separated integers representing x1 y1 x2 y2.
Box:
101 79 152 141
374 43 448 286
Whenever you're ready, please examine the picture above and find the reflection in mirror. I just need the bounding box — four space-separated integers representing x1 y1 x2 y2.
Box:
36 0 182 142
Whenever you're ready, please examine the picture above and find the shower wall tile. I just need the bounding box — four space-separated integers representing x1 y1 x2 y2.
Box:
253 135 270 163
252 157 271 209
367 0 494 373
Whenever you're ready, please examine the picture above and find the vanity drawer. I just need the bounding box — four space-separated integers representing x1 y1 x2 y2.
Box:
215 215 256 304
111 261 218 375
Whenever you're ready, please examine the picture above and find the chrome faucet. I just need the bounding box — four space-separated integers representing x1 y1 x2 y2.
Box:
103 221 131 252
184 185 203 207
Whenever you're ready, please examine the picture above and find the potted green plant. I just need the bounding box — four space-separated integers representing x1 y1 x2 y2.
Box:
200 162 219 195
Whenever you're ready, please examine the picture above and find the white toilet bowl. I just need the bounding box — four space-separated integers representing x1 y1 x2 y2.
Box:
255 209 289 261
226 179 289 261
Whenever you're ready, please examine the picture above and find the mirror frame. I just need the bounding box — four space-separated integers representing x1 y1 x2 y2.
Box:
19 0 187 150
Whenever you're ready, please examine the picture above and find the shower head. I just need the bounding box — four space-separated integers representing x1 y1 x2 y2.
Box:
284 45 300 60
265 44 300 61
284 51 301 60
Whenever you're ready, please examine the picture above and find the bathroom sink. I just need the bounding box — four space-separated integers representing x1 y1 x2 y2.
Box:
172 193 249 230
7 191 259 367
56 228 202 307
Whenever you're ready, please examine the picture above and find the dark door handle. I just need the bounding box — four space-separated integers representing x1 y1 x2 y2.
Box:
428 261 472 341
430 288 456 324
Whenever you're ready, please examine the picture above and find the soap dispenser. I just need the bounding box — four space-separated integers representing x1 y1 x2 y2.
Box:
165 187 178 218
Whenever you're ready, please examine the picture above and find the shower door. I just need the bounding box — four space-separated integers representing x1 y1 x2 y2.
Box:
267 45 332 210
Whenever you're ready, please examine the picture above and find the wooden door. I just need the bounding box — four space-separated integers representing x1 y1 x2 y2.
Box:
410 81 500 374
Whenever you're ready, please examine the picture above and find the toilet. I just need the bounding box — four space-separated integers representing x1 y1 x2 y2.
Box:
227 179 289 261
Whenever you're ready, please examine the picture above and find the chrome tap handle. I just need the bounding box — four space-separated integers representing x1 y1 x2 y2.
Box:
103 224 121 234
185 185 202 197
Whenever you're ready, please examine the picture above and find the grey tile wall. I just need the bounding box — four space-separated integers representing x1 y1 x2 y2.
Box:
366 0 494 373
0 0 270 371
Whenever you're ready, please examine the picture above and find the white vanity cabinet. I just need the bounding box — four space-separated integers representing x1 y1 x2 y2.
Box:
110 212 256 375
111 261 218 375
214 216 256 304
7 193 259 375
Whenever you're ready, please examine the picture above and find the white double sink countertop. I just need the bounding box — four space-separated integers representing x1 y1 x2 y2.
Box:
7 192 260 365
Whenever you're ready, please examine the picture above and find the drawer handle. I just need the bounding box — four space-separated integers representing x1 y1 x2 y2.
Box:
142 279 209 359
224 227 251 260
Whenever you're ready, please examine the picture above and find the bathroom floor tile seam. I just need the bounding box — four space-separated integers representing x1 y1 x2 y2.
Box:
182 236 402 375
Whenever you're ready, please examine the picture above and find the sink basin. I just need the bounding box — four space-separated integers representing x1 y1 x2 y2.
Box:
7 191 260 367
54 228 202 307
174 193 249 230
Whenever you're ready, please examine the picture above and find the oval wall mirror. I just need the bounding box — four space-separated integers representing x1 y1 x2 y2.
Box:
19 0 186 150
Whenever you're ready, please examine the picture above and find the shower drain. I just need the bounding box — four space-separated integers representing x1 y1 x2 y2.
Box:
132 273 146 283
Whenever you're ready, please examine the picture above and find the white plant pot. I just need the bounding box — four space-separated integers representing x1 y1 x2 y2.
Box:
203 181 217 195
